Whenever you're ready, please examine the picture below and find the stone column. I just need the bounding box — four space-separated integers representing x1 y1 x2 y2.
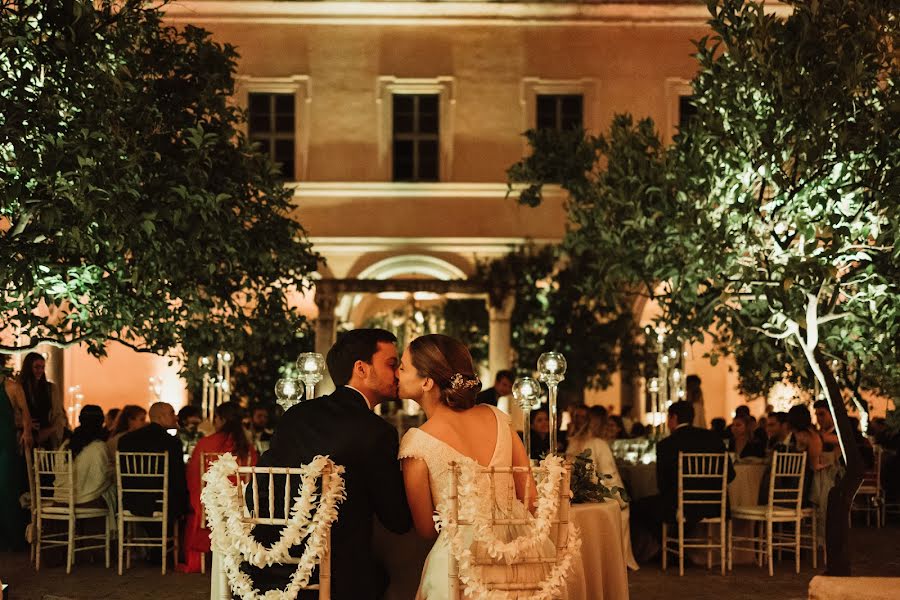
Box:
314 287 338 395
487 295 519 426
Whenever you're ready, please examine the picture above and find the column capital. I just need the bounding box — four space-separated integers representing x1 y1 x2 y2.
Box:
313 286 339 317
487 295 515 322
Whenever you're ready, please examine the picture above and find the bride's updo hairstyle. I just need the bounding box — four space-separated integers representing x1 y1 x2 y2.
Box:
408 334 482 409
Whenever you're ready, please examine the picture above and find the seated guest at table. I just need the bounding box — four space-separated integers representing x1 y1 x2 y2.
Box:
789 404 838 545
710 417 728 439
249 402 274 454
104 408 120 433
179 401 258 573
177 404 204 458
604 415 628 442
54 405 113 509
529 407 551 460
567 406 638 569
630 401 734 563
630 422 647 438
730 414 766 459
475 369 514 407
107 404 147 457
562 403 590 452
118 402 189 523
765 412 792 452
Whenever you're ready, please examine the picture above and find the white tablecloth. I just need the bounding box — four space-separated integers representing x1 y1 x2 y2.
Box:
567 501 630 600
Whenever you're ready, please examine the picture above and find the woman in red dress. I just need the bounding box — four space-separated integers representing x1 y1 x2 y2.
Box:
178 401 257 573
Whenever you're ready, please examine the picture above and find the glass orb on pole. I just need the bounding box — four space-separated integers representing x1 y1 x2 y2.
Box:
512 377 542 461
537 352 566 456
275 378 300 411
296 352 326 400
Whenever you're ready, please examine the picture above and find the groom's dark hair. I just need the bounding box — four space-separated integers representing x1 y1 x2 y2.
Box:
326 328 398 386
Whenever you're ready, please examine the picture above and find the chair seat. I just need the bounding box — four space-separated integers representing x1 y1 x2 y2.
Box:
41 506 109 518
732 505 801 520
857 486 879 495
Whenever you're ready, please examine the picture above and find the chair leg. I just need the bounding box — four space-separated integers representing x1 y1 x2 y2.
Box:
811 513 817 569
678 518 685 577
706 522 712 571
161 519 168 575
35 515 42 571
766 520 774 577
66 517 75 575
201 551 207 575
105 514 111 569
127 523 132 570
794 519 801 574
727 520 733 572
661 523 668 571
719 521 726 576
118 517 125 575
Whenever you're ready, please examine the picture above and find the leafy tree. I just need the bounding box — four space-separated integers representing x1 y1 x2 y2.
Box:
509 0 899 575
0 1 319 393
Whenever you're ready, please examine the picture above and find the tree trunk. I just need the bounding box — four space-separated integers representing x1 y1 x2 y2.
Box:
815 350 865 576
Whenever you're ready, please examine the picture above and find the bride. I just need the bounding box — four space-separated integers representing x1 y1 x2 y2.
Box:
398 334 556 599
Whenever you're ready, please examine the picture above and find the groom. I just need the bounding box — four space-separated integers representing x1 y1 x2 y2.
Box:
243 329 412 599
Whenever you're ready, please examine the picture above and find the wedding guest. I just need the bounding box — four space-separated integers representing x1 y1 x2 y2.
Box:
177 404 204 458
104 408 120 433
529 407 551 460
475 369 514 407
566 405 637 569
20 352 66 450
107 404 147 457
765 412 791 452
179 401 258 573
685 374 707 429
118 402 189 522
630 401 734 563
561 403 589 452
788 404 836 546
604 415 628 442
249 403 273 454
730 414 766 459
710 417 728 439
54 405 113 509
1 354 33 551
630 422 648 438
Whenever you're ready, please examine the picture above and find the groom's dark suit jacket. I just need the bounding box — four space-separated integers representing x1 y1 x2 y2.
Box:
243 386 412 599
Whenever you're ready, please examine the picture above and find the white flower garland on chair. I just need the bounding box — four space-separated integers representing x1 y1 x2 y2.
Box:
437 455 582 600
202 453 346 600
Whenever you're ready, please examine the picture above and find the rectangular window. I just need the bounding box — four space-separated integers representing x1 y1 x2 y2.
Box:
248 92 296 180
392 94 440 182
678 95 698 130
536 94 583 131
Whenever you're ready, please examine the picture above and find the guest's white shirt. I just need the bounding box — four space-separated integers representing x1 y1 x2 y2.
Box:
54 439 114 505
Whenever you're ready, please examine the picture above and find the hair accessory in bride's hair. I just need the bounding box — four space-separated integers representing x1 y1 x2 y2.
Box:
449 373 480 391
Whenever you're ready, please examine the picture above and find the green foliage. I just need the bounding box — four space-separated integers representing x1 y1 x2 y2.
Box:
0 1 320 391
475 244 635 396
570 449 627 505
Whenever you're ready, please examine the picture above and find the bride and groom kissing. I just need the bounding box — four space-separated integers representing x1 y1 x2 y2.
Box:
243 328 541 600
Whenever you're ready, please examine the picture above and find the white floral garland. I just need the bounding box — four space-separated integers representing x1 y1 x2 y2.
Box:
202 453 346 600
437 455 582 600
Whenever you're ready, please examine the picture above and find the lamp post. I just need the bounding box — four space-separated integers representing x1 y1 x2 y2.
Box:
296 352 326 401
537 352 567 456
512 377 541 461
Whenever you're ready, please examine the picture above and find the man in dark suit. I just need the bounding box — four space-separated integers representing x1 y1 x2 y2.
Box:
630 401 734 562
244 329 412 599
118 401 189 521
475 369 514 407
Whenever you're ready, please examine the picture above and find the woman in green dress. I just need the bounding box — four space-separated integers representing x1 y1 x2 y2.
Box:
1 354 33 551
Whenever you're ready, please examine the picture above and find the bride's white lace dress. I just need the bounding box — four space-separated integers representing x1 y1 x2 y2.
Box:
399 405 554 599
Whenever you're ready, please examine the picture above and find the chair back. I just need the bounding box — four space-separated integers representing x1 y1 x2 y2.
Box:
677 452 729 521
199 452 227 529
238 463 338 599
766 451 807 513
33 449 74 511
859 446 882 493
446 462 574 597
115 451 169 519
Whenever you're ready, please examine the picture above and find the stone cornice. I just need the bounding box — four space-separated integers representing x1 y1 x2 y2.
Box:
163 1 790 27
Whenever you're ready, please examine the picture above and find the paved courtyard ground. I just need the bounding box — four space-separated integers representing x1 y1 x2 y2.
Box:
3 524 899 600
